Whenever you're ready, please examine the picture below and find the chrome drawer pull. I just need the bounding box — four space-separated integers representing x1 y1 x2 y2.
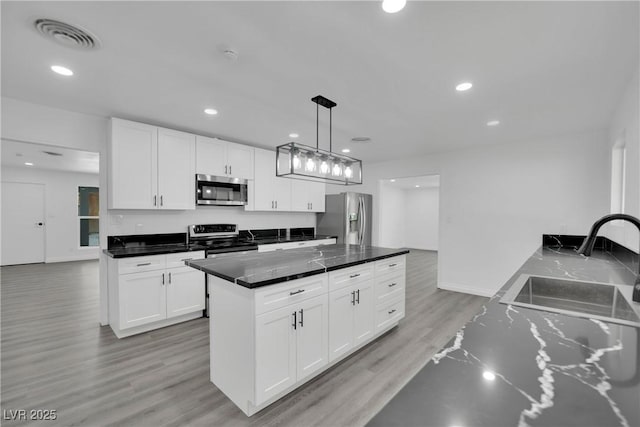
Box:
290 289 305 296
136 262 151 267
350 273 360 279
388 283 397 287
181 258 192 262
389 263 397 267
388 309 396 315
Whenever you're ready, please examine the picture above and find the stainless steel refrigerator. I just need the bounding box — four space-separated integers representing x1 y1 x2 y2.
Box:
317 192 372 245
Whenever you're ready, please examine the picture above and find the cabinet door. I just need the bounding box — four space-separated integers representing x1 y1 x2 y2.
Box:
166 266 205 318
328 286 355 362
273 177 292 211
353 281 375 346
296 294 329 382
308 181 326 212
290 180 310 212
255 305 297 404
109 119 157 209
226 142 254 180
157 128 196 210
252 149 276 211
119 270 166 328
195 136 227 177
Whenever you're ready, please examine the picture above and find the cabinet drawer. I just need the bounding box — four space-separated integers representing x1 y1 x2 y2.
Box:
374 255 406 276
375 297 405 333
328 263 374 292
118 254 166 274
255 274 328 315
166 251 205 269
375 273 405 305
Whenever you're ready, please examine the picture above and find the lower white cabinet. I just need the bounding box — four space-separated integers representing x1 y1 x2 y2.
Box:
108 251 205 338
207 254 406 416
255 294 328 404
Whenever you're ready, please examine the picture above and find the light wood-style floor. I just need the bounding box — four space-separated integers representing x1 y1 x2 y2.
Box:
1 250 487 426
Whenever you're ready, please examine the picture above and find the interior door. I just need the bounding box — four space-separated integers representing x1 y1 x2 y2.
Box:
1 182 45 265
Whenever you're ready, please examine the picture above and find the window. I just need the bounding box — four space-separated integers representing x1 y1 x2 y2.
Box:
78 186 99 247
610 135 626 215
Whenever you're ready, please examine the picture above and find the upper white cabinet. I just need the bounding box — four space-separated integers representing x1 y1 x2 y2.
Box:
109 118 195 210
196 136 254 180
249 148 291 211
290 180 326 212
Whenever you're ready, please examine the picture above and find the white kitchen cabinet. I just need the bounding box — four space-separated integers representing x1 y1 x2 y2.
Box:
291 180 325 212
108 251 205 338
196 135 254 180
249 148 291 211
166 266 206 318
119 270 167 329
109 118 195 210
328 278 374 362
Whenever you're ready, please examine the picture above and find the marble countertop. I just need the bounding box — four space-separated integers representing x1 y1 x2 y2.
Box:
185 244 410 288
368 244 640 427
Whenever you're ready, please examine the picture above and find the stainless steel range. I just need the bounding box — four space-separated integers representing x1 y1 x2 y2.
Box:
188 224 258 316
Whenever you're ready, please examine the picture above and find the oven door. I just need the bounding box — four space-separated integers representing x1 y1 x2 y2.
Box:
196 174 248 206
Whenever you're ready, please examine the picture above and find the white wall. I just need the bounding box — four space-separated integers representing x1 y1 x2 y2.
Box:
404 187 439 251
328 129 609 297
1 166 100 262
378 182 406 248
602 67 639 252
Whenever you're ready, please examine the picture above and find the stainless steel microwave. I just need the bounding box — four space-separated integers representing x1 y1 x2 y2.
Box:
196 174 248 206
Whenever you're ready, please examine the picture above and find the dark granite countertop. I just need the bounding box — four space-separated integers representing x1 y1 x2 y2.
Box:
103 235 337 258
368 243 640 427
185 244 409 288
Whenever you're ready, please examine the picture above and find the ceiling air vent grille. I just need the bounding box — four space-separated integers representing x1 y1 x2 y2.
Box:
34 19 100 49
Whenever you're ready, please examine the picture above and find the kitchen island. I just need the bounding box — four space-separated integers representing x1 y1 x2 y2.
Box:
368 237 640 427
186 244 409 416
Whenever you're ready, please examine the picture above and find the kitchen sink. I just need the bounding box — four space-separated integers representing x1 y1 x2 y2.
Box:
500 275 640 328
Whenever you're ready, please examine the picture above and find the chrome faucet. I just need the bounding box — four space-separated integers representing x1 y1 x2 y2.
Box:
577 213 640 302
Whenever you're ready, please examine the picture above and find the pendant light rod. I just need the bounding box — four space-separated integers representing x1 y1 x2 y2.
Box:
311 95 337 153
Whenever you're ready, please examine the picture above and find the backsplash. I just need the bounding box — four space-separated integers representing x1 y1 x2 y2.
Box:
107 207 315 236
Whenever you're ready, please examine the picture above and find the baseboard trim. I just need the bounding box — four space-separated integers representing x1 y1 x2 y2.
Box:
46 253 99 263
438 282 494 298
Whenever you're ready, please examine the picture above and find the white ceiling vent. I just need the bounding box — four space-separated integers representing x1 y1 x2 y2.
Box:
34 19 100 50
351 137 372 143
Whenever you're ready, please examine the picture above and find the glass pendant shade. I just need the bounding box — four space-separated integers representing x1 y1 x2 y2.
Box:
276 142 362 185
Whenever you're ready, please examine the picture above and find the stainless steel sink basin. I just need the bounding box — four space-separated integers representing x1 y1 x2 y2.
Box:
500 275 640 327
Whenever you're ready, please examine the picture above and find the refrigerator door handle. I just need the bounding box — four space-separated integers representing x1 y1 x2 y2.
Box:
361 197 367 245
358 196 365 245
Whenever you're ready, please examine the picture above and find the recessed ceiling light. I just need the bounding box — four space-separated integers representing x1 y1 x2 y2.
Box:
289 133 299 138
390 179 396 182
455 82 473 91
382 0 407 14
487 120 500 126
25 162 34 166
483 371 496 381
341 148 351 153
51 65 73 76
204 108 218 115
415 184 420 188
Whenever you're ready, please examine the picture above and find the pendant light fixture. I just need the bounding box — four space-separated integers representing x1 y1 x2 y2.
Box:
276 95 363 185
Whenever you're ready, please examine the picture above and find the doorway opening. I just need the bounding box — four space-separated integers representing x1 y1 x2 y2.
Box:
1 139 100 265
378 175 439 250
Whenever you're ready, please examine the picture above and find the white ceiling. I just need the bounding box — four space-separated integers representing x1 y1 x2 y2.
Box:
385 174 439 190
1 1 638 163
1 139 99 174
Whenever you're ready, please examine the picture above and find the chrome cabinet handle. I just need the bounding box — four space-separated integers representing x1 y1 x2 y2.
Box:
225 165 228 175
168 272 172 284
154 195 157 206
290 289 305 296
350 273 360 279
356 289 360 304
310 202 312 210
351 291 356 305
162 273 165 285
229 165 232 175
388 309 396 315
271 200 274 209
389 263 397 267
160 195 163 206
292 311 297 330
275 200 278 209
137 262 151 267
299 309 304 327
181 258 192 262
388 282 397 288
